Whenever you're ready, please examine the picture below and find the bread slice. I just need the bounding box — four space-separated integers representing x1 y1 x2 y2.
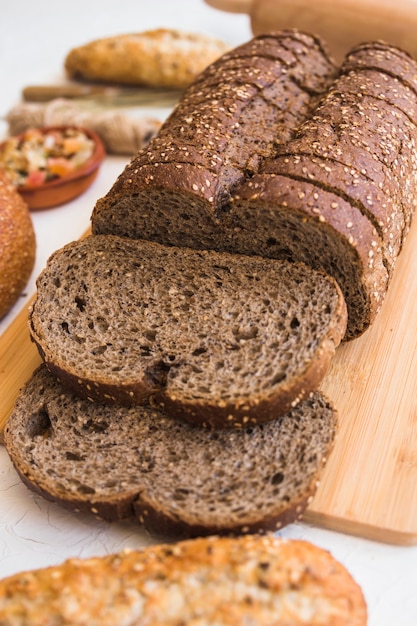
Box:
0 534 367 625
91 31 336 248
228 171 389 340
29 235 347 427
4 365 338 536
64 28 230 88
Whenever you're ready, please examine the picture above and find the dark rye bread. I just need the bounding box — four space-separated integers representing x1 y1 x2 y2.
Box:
4 365 338 537
91 37 417 340
228 40 417 339
282 90 415 259
28 235 347 428
0 535 367 625
228 174 388 339
91 31 336 249
269 153 403 272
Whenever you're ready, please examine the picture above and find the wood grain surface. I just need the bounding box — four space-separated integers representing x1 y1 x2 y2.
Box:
0 216 416 544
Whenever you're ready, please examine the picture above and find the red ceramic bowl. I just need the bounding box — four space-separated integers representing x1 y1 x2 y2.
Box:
0 126 106 210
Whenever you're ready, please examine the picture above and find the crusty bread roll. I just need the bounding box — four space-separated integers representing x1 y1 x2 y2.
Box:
64 28 230 88
0 535 367 625
0 169 36 320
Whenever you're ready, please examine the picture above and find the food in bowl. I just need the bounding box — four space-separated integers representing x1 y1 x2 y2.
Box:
0 126 105 210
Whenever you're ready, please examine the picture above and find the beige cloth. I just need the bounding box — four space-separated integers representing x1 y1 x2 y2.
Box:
6 99 161 155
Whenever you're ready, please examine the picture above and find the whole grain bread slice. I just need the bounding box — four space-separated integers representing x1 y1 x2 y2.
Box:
229 173 388 339
5 365 338 537
28 235 346 427
0 534 367 625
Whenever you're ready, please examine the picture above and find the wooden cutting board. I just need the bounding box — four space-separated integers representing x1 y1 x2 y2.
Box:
0 216 416 545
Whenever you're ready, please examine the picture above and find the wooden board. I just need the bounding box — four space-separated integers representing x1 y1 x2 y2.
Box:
305 219 417 545
0 219 416 545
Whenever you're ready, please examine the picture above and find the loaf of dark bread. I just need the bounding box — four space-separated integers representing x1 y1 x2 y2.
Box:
92 36 417 339
64 29 230 88
4 365 338 537
91 31 336 250
28 235 346 427
0 534 367 625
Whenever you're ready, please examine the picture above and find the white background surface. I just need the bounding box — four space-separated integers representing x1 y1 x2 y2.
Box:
1 1 417 624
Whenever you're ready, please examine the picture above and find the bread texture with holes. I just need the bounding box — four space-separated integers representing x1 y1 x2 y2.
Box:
4 366 338 536
0 534 367 626
28 235 347 427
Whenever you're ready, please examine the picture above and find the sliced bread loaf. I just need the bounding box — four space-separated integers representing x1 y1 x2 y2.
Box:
28 235 347 426
4 365 338 537
91 31 336 249
228 40 417 339
0 534 367 625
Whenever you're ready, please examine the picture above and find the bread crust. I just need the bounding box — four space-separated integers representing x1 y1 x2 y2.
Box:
64 28 230 88
0 535 367 625
0 169 36 319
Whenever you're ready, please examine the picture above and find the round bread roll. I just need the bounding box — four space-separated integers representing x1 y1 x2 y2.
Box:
0 168 36 319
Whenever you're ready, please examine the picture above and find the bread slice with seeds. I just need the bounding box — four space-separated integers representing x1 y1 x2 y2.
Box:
228 172 389 340
91 37 417 340
267 152 403 272
4 365 338 537
0 534 367 625
28 235 346 428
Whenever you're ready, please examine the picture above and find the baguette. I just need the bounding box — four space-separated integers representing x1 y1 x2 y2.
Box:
4 365 338 537
28 235 346 426
0 535 367 625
